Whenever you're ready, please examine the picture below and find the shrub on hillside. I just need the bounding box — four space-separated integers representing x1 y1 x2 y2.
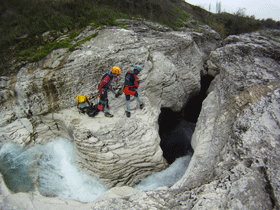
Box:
213 12 266 37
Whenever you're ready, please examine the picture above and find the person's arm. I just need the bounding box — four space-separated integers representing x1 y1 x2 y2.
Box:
100 75 110 88
134 74 139 88
99 75 110 94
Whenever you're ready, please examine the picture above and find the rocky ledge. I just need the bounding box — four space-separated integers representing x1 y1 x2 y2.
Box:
0 20 280 210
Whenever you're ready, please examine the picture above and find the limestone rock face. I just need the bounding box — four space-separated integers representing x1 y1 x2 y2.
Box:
0 19 219 193
1 19 279 210
72 102 167 188
90 30 280 209
173 30 280 209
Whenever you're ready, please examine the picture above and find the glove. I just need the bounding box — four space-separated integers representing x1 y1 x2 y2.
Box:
115 90 123 98
115 92 120 98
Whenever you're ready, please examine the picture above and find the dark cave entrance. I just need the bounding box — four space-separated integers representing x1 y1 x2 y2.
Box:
158 75 214 164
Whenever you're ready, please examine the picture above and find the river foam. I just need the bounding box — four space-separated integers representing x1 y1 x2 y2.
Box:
0 138 190 202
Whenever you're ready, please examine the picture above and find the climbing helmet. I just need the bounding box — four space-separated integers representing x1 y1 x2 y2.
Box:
133 65 142 72
111 66 121 75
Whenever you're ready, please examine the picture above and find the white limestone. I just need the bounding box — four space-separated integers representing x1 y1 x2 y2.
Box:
1 20 279 210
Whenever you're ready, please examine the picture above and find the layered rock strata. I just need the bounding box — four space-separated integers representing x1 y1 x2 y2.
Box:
0 20 220 190
1 21 279 210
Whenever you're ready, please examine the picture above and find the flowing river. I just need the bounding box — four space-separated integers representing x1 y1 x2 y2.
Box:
0 138 192 203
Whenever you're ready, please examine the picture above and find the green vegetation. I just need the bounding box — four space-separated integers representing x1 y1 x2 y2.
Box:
0 0 191 75
209 12 267 38
69 32 99 51
18 39 70 62
190 6 280 38
0 0 190 48
16 32 99 63
0 0 279 76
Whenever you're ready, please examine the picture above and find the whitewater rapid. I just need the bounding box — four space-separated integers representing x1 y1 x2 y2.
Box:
0 138 191 203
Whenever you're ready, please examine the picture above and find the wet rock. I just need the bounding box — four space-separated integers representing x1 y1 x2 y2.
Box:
1 20 279 210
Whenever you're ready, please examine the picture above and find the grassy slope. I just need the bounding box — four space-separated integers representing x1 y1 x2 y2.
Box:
0 0 279 76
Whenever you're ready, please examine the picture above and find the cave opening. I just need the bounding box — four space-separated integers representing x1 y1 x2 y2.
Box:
159 75 214 164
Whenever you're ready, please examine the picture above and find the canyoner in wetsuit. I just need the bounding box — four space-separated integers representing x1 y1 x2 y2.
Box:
123 65 144 117
98 66 121 117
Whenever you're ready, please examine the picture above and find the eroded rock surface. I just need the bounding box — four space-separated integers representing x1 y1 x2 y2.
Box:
90 30 280 209
1 20 279 210
0 20 218 190
173 31 280 209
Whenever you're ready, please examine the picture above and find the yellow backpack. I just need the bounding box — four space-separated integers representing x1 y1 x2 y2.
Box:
76 95 88 104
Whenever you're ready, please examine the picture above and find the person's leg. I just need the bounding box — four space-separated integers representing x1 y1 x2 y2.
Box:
104 91 113 117
135 91 144 109
103 91 109 113
98 90 107 111
100 90 113 117
104 102 109 113
126 94 131 117
106 98 109 109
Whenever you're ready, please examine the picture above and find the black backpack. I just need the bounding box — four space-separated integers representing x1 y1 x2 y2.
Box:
86 103 99 117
